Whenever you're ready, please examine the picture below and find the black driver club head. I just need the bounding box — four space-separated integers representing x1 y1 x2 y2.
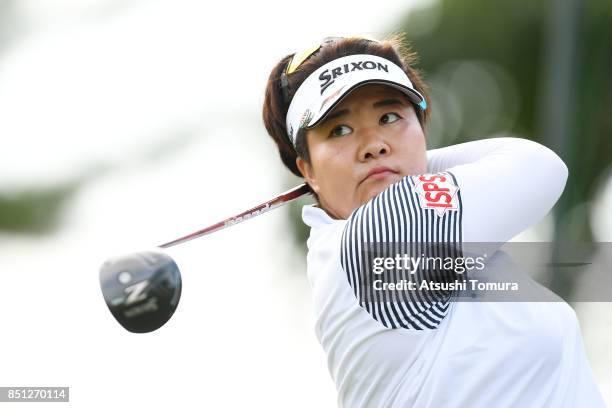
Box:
99 251 182 333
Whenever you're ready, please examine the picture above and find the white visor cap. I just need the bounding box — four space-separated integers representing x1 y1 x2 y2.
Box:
285 54 427 146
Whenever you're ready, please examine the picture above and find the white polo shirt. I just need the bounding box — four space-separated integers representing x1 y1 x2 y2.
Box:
302 138 606 407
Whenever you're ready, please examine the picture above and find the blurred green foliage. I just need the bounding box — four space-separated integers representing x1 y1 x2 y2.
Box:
0 184 78 234
288 192 314 252
401 0 612 243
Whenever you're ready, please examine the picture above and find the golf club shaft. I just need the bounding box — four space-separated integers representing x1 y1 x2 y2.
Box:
159 183 311 248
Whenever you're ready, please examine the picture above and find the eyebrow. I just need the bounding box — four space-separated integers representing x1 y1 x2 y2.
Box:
372 98 406 108
320 109 349 125
319 98 407 126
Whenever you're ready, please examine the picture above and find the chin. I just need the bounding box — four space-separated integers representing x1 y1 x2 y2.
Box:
358 173 404 205
364 182 394 202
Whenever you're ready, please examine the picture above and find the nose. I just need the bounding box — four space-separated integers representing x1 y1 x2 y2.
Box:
358 127 390 161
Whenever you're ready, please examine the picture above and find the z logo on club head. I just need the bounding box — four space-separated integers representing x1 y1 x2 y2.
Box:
124 279 150 305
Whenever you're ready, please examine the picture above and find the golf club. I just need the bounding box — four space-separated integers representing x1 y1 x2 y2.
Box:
99 183 311 333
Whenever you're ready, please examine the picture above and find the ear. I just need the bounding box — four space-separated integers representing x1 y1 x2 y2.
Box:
296 157 320 194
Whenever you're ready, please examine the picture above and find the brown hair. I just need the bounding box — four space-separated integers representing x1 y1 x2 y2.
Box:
262 34 431 197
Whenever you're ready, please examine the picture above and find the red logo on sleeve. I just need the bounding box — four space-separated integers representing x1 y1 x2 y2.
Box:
412 174 460 217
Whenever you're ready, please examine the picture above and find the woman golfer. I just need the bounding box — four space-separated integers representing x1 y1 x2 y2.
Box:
262 36 605 407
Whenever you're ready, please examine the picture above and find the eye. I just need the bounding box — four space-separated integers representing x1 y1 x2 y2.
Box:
380 112 402 125
329 124 352 138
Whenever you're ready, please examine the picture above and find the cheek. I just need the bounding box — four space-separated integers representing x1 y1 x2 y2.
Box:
312 143 352 175
402 125 427 166
310 144 357 198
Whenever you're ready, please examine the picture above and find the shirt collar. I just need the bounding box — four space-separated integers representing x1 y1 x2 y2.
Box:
301 204 340 228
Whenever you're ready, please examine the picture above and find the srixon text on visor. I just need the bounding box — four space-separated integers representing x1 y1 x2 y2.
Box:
319 61 389 94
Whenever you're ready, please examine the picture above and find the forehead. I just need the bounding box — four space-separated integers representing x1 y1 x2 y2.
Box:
332 84 408 111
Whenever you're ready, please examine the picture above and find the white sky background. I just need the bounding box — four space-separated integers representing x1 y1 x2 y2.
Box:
0 0 610 406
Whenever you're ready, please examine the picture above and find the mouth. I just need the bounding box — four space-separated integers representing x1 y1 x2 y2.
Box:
360 166 398 185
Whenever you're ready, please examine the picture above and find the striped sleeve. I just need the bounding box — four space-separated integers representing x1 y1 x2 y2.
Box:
340 172 463 330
